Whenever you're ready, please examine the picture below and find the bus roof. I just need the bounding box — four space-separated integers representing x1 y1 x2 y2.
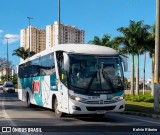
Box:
54 44 118 55
20 44 118 64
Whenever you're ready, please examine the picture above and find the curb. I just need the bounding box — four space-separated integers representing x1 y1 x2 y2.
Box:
122 111 160 119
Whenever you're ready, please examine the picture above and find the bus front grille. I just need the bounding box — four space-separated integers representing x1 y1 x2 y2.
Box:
83 100 118 104
86 106 116 111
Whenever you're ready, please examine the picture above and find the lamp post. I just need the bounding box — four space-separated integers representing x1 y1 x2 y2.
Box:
154 0 160 112
6 37 9 81
58 0 61 44
27 17 33 57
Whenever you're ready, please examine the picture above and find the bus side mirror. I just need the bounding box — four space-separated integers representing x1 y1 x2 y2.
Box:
63 52 69 72
120 55 128 72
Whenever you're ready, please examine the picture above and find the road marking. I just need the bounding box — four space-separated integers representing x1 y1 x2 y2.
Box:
1 95 31 135
2 99 17 126
113 113 160 125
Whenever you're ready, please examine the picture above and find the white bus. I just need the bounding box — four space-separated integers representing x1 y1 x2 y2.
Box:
18 44 127 118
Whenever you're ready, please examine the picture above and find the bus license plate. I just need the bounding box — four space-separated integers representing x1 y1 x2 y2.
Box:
96 110 106 114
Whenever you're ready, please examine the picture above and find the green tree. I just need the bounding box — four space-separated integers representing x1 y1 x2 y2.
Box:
133 21 150 95
115 20 148 95
12 47 36 60
0 57 14 82
88 34 119 50
12 74 17 85
0 57 13 69
146 24 155 96
1 75 7 83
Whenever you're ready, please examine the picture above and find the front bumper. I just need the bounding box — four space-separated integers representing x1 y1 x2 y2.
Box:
69 99 125 114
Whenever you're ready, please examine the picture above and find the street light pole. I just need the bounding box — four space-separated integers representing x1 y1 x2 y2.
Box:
27 17 33 58
58 0 61 44
6 37 9 81
154 0 160 112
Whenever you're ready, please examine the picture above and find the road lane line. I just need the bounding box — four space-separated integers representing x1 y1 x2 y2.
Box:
2 95 31 135
113 113 160 125
2 99 17 126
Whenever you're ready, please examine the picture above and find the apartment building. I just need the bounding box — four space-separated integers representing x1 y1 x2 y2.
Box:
20 26 46 53
46 21 85 49
0 68 14 82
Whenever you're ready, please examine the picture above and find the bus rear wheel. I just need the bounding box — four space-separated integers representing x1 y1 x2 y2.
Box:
54 98 64 118
26 93 32 108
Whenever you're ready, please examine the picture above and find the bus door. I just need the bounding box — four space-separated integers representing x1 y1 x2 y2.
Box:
58 81 69 113
56 51 69 113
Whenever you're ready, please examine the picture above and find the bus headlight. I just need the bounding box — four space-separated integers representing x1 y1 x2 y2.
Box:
119 96 124 100
118 95 125 100
69 94 87 102
115 95 125 101
75 96 87 102
75 96 81 101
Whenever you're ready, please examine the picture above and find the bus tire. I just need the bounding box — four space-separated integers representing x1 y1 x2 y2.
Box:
54 98 64 118
26 93 32 108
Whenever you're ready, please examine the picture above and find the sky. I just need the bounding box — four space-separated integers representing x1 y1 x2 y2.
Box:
0 0 156 80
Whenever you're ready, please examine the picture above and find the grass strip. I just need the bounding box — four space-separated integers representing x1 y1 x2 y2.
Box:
125 100 160 114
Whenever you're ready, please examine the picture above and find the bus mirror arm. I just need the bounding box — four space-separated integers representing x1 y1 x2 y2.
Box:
120 55 128 72
63 52 70 72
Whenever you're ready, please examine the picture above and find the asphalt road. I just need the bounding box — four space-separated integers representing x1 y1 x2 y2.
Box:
0 90 160 135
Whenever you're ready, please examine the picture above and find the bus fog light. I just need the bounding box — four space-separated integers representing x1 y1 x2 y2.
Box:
72 106 81 111
72 106 76 110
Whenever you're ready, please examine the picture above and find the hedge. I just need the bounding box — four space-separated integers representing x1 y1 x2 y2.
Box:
125 94 154 103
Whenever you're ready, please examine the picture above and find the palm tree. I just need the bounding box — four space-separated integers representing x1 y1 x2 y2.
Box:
88 34 119 50
139 24 151 95
146 24 155 96
12 47 36 60
88 36 102 45
115 20 148 95
133 21 150 95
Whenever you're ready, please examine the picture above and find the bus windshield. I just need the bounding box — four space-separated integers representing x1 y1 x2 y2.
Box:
69 54 124 94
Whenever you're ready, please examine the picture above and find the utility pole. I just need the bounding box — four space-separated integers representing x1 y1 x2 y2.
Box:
6 37 9 81
27 17 33 57
154 0 160 112
58 0 61 44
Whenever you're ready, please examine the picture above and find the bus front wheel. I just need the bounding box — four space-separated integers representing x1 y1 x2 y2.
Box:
54 98 64 118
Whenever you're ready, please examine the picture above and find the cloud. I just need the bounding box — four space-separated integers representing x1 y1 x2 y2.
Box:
3 34 20 44
0 29 4 37
0 30 4 33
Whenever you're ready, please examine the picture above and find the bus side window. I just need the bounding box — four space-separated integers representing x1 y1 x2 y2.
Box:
40 53 55 76
31 58 41 77
18 65 24 78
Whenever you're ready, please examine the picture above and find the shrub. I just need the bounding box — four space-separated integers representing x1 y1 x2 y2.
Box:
125 94 154 103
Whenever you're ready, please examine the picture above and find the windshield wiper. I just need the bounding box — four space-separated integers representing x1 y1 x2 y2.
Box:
102 70 116 92
87 71 97 92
